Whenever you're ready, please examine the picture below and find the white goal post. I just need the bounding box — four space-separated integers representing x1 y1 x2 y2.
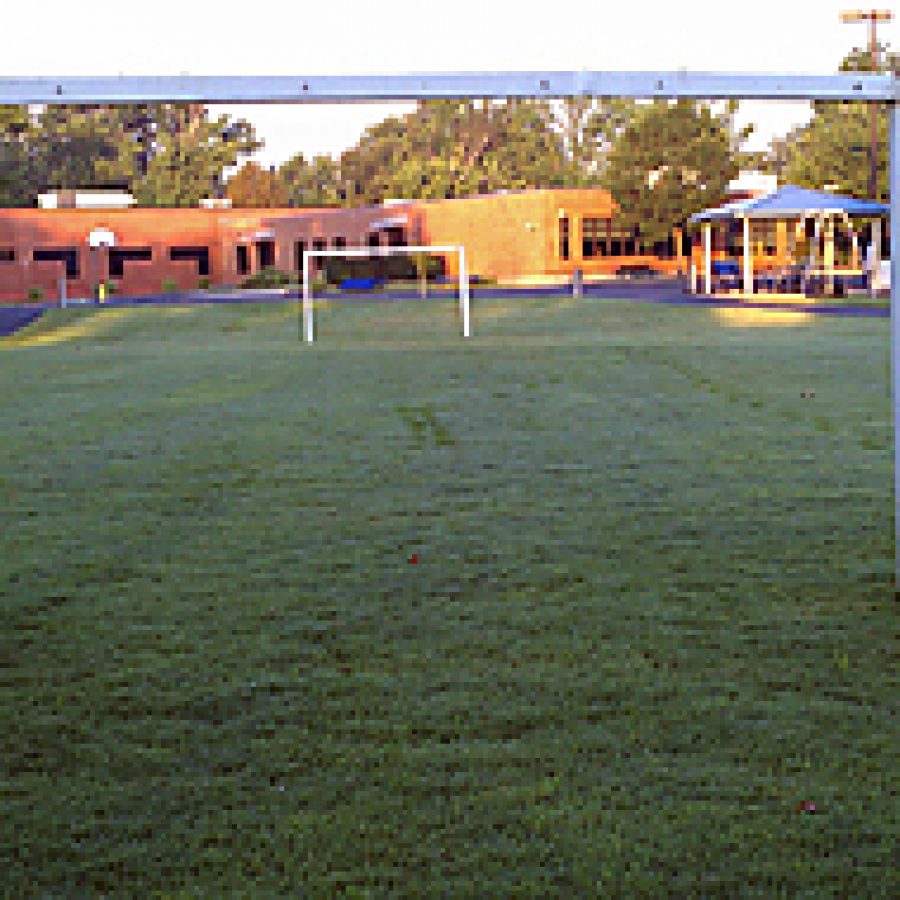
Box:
301 245 470 343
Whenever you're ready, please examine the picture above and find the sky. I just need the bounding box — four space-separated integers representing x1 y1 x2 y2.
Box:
3 0 897 167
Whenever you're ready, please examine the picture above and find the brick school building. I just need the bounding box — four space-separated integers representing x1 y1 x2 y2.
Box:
0 187 688 303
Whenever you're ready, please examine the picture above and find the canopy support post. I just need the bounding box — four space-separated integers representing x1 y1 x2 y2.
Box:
890 103 899 587
743 217 753 295
703 222 712 294
824 216 836 297
871 218 882 296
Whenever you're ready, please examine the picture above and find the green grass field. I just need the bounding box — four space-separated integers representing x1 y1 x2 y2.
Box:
1 296 896 894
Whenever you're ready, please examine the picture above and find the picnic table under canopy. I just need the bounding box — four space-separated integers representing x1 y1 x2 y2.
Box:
689 185 889 297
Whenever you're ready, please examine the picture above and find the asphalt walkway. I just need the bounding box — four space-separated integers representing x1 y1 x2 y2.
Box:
0 281 889 338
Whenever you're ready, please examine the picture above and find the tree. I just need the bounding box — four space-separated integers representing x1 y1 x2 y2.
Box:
602 100 750 246
110 105 260 207
335 99 578 206
225 161 289 207
763 46 899 201
0 105 32 206
280 153 343 207
0 104 259 207
550 97 636 184
27 105 126 194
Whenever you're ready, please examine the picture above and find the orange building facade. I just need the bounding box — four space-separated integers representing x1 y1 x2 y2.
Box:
0 187 689 303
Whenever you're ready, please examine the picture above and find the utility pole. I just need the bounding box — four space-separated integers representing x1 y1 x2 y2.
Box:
840 9 894 199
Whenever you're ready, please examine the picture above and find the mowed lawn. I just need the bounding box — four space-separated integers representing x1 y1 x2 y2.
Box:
0 296 895 894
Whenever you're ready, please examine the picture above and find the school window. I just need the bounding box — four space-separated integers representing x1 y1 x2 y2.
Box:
559 217 570 261
237 245 250 275
312 239 327 252
33 248 79 280
607 221 633 257
169 246 210 277
294 241 306 271
0 248 14 263
333 236 346 249
367 233 381 248
582 218 606 258
384 227 405 247
255 240 274 270
109 248 152 278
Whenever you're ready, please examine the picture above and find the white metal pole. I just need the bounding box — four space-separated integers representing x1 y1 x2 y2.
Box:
890 104 899 585
743 217 753 295
459 246 470 338
303 252 313 343
703 222 712 294
871 217 882 296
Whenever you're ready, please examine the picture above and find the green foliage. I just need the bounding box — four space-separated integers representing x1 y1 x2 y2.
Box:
26 286 42 302
161 279 179 294
241 267 292 289
603 100 749 245
197 277 210 290
280 153 343 207
0 104 259 206
320 254 442 285
225 161 289 208
0 105 32 206
763 46 899 200
335 100 579 206
551 96 636 183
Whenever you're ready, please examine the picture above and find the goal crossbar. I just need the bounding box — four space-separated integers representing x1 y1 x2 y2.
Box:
301 245 470 343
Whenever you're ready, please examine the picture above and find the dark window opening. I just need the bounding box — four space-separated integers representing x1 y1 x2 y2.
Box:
333 236 346 250
237 245 250 276
652 238 675 259
367 233 381 248
559 217 570 261
255 240 274 270
109 247 152 279
294 241 307 272
33 248 78 280
170 246 210 277
582 218 606 258
384 227 405 247
312 239 327 252
0 248 14 263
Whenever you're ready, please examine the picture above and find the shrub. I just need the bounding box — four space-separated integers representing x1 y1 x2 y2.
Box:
198 277 210 290
161 279 179 294
241 267 291 289
105 280 118 297
321 255 444 286
27 286 43 302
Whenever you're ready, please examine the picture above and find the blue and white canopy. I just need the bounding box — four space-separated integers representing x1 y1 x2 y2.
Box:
690 184 888 222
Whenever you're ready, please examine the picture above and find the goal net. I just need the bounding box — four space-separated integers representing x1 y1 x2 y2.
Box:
301 245 470 342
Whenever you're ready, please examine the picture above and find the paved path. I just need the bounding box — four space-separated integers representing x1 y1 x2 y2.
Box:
0 281 889 338
0 305 51 338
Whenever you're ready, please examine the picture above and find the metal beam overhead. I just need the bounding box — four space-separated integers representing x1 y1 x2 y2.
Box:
0 71 895 105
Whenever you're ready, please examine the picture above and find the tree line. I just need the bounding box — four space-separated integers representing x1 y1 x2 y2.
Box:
0 46 894 244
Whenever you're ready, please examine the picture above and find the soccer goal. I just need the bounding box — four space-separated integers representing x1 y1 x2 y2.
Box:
301 245 470 343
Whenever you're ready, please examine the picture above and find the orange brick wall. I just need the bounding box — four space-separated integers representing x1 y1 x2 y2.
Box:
0 208 281 302
1 187 702 301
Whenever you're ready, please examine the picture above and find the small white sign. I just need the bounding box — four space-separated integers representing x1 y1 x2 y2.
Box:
88 228 116 249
